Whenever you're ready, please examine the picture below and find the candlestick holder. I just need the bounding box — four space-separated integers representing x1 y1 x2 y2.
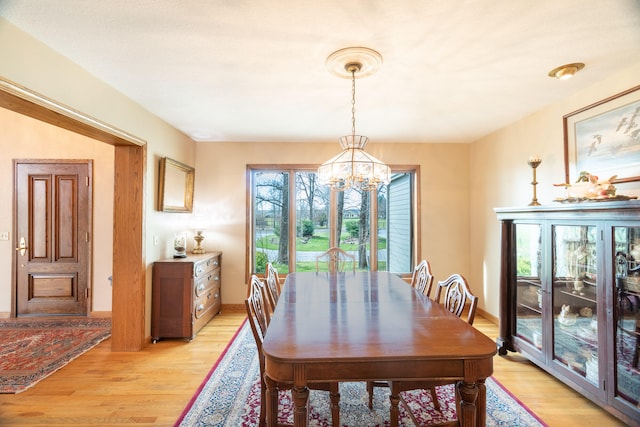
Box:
192 229 206 254
527 156 542 206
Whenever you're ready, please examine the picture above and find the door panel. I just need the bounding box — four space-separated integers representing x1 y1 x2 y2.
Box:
15 161 91 316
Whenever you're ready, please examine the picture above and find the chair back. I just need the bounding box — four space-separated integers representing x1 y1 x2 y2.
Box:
433 273 478 324
411 259 434 297
265 262 281 311
245 275 271 351
316 247 356 273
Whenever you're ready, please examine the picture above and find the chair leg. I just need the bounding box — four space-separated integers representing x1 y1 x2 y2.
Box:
329 384 341 427
366 381 374 409
429 386 441 411
259 375 267 427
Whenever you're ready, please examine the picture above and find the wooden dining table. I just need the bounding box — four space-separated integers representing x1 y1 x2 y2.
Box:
262 271 497 427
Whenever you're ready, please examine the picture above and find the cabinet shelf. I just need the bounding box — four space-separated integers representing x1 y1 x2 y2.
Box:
556 289 597 304
518 302 541 314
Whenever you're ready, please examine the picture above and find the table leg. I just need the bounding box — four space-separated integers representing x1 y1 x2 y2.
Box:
291 385 310 427
476 380 486 427
264 375 278 427
456 380 480 427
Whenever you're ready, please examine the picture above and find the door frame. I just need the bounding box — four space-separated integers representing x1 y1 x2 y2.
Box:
2 77 147 351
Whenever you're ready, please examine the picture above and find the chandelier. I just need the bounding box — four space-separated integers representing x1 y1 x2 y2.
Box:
318 47 390 192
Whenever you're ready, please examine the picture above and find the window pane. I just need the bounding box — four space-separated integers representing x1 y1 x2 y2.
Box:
334 187 369 271
385 173 412 273
253 171 290 274
294 172 329 272
376 184 388 271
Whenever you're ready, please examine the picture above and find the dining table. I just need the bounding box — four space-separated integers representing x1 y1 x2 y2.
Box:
262 271 497 427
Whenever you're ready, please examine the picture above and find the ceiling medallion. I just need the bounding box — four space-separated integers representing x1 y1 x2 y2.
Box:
325 47 383 79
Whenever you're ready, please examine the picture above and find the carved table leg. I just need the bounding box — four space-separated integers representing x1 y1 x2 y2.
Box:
291 385 310 427
476 380 486 427
456 381 479 427
264 375 278 427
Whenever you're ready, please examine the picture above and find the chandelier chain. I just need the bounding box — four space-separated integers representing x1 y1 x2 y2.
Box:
351 68 356 137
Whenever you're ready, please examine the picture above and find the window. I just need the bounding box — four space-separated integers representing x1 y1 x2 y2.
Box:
248 165 419 275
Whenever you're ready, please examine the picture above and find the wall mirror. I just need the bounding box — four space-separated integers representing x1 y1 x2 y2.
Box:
158 157 195 212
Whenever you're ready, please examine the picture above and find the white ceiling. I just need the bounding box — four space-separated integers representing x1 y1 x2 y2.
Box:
1 1 639 144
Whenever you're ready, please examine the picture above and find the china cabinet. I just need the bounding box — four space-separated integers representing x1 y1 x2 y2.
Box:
495 202 639 426
151 252 222 342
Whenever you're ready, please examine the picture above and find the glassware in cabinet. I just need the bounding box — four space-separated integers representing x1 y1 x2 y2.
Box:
514 223 543 349
613 225 640 409
552 224 598 385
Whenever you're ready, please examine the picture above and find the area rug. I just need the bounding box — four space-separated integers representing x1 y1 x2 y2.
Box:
176 320 548 427
0 317 111 394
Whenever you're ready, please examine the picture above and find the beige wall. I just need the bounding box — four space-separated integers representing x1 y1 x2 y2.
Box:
194 142 470 305
469 61 640 318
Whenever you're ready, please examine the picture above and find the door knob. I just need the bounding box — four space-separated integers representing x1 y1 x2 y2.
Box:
15 237 27 256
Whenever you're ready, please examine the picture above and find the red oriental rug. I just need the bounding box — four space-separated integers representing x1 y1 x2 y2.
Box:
177 320 548 426
0 317 111 394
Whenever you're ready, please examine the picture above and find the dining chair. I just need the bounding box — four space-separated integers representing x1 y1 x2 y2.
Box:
245 274 341 427
315 247 356 273
411 259 434 297
264 262 281 315
385 273 479 425
367 259 436 408
249 274 273 323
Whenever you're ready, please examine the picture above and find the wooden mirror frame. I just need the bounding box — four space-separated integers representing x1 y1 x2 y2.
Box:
158 157 195 212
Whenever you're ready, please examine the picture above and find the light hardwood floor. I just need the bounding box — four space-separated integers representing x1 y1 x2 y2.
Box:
0 308 626 426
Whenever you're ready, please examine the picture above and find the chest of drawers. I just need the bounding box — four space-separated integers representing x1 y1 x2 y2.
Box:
151 252 222 342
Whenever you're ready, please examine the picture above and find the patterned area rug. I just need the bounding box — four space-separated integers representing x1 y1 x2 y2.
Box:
176 321 547 427
0 317 111 394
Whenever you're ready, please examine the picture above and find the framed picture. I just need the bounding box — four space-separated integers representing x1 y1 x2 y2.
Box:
563 85 640 184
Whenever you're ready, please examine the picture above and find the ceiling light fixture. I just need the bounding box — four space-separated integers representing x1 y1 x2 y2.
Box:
318 47 390 192
548 63 585 80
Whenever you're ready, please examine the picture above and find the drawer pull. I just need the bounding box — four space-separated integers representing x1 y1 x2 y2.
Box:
213 260 219 266
214 275 220 281
195 265 204 275
207 292 212 299
214 292 219 298
197 304 204 312
197 284 205 292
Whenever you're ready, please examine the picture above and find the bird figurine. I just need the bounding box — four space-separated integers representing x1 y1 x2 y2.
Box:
554 172 617 199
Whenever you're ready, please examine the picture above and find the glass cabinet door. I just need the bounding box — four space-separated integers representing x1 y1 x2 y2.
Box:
514 223 543 350
552 224 598 385
613 225 640 408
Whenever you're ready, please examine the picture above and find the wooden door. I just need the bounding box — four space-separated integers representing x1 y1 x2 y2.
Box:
14 160 92 316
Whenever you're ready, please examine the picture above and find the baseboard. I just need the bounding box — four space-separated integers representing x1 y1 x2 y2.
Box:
221 304 245 313
477 307 498 325
90 311 112 318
